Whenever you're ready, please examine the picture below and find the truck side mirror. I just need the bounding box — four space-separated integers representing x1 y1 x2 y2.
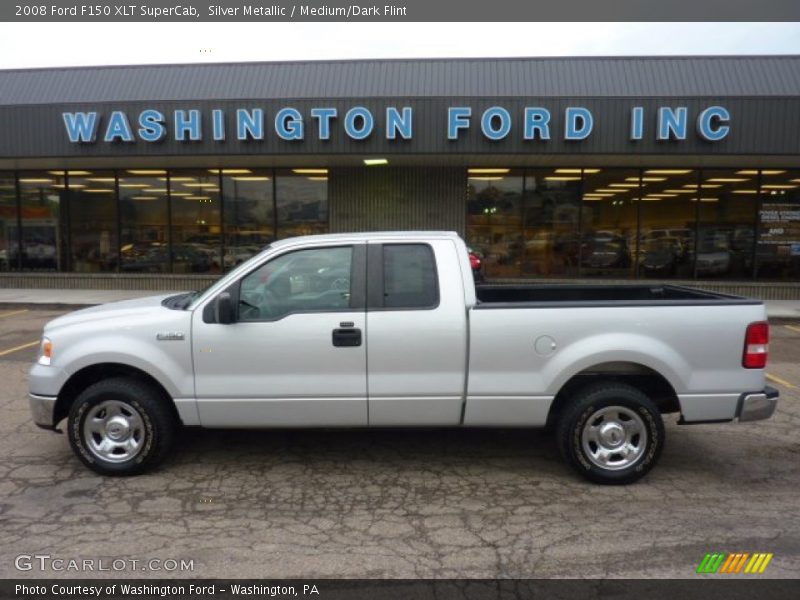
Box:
215 292 235 324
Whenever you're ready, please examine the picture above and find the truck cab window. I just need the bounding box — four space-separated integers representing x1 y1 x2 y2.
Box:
239 246 353 321
382 244 439 309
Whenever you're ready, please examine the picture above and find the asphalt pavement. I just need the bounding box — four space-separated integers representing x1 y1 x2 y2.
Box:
0 307 798 579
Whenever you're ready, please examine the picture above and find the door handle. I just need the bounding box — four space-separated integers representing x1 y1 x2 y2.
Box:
332 328 362 347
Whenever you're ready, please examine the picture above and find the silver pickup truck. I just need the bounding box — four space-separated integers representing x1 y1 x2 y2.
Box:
29 231 778 484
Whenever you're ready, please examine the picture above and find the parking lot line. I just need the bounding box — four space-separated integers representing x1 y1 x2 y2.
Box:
0 340 39 357
0 309 29 319
785 324 800 334
766 372 796 389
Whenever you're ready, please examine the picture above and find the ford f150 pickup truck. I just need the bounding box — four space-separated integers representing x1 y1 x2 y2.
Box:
29 231 779 484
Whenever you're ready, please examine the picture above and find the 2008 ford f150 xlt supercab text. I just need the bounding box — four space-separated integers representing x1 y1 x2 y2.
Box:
29 232 779 484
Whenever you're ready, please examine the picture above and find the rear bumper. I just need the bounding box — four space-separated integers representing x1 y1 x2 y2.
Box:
737 386 779 422
29 393 58 430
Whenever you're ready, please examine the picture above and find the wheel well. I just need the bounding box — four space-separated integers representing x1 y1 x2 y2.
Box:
546 362 680 429
53 363 179 426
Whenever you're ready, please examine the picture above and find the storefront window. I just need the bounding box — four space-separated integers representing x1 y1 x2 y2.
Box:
18 171 65 271
696 170 759 279
466 169 523 278
276 169 328 239
169 170 222 273
580 169 638 278
119 170 170 273
756 169 800 280
67 170 117 272
636 169 698 279
0 173 16 272
522 169 582 277
220 169 274 270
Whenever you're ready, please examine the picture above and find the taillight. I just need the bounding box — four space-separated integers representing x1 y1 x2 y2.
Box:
743 322 769 369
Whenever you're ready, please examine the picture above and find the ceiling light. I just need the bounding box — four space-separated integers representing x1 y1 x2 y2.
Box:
469 176 504 181
646 194 678 198
85 177 115 183
162 177 196 182
169 192 192 197
19 178 53 183
130 196 157 201
609 183 639 188
364 158 389 166
293 168 330 175
544 176 580 181
761 184 798 190
645 169 693 175
663 189 695 194
307 177 328 181
209 169 252 174
593 189 621 193
83 189 115 193
732 190 759 194
689 197 719 202
706 178 749 183
736 170 785 175
583 192 614 197
625 177 667 182
231 176 270 181
127 170 166 175
183 183 218 188
118 183 150 188
52 184 87 189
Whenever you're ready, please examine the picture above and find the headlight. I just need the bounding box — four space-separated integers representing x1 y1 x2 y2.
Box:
38 337 53 366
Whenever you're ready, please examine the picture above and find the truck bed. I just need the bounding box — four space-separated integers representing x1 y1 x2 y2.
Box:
474 284 762 308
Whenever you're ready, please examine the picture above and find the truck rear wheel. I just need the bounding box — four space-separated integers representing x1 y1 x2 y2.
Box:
67 377 176 476
556 382 664 484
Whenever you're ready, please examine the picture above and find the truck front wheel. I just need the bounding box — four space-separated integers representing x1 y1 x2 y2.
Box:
67 378 176 476
556 382 664 484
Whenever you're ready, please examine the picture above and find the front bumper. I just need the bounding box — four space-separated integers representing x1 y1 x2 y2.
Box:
737 386 779 422
29 393 58 430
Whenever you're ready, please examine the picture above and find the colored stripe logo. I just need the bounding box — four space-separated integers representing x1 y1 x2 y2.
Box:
697 552 773 574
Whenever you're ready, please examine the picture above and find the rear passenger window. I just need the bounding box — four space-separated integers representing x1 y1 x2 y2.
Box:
382 244 439 309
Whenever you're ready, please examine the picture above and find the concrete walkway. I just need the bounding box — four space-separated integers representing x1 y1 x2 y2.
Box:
0 287 798 320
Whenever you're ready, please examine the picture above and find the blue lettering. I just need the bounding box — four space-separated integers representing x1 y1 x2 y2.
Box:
523 107 551 140
481 107 511 141
212 109 225 141
630 106 644 140
448 107 471 140
237 108 264 141
137 109 166 142
565 107 593 140
386 106 413 140
275 108 304 141
657 107 688 140
311 108 337 140
174 109 201 141
344 107 374 140
62 112 99 143
104 111 134 143
696 106 730 142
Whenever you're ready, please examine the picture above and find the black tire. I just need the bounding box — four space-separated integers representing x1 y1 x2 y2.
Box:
556 382 664 485
67 377 176 476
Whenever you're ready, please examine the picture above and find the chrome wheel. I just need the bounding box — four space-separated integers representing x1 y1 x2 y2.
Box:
82 400 146 463
581 405 647 471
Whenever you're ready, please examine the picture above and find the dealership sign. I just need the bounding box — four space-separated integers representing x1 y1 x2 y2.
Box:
62 105 731 144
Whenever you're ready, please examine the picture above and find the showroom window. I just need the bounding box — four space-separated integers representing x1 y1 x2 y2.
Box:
522 169 582 278
68 170 118 273
466 169 524 279
0 173 16 272
756 169 800 280
220 168 274 270
169 169 222 274
119 170 170 274
580 169 639 278
276 169 329 239
696 169 759 280
18 171 66 271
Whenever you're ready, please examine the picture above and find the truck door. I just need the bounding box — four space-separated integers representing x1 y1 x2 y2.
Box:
366 240 468 425
192 243 368 427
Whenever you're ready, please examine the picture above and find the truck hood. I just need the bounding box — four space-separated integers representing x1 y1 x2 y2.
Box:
44 294 179 333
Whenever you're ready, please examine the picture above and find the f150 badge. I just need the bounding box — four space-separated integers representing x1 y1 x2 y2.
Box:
156 332 185 341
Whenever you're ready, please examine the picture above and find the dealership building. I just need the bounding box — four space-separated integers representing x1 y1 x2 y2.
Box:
0 55 799 297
